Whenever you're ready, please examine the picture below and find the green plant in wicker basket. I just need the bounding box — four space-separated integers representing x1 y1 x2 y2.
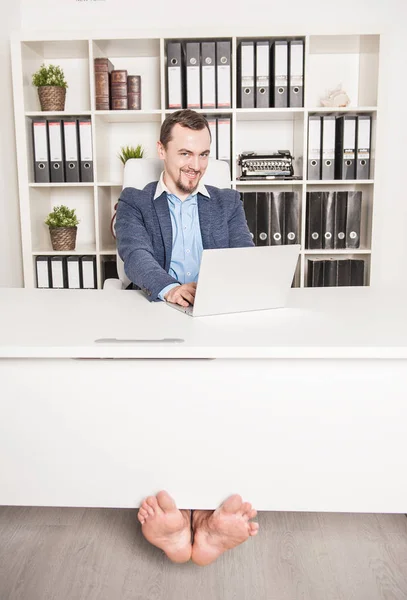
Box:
118 144 144 164
32 64 68 88
45 205 79 228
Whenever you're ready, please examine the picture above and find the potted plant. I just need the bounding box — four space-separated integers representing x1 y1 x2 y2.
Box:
45 205 80 251
118 144 144 164
32 63 68 111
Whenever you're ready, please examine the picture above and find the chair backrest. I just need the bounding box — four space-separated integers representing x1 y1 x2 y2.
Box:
116 158 231 288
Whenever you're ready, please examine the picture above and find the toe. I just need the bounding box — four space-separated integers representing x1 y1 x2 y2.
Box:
220 494 243 514
156 490 177 512
141 501 152 516
139 507 148 518
146 495 159 515
248 509 257 520
240 502 252 517
249 522 259 536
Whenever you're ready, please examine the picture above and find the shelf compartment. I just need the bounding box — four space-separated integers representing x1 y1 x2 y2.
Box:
306 183 374 251
235 115 304 180
21 40 90 113
29 186 96 254
93 39 161 111
25 115 97 185
304 253 371 287
306 110 377 180
306 35 380 109
94 118 161 183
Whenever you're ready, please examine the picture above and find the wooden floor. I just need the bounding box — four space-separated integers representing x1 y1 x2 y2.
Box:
0 507 406 600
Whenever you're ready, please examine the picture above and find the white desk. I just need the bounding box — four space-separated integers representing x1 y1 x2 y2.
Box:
1 286 406 512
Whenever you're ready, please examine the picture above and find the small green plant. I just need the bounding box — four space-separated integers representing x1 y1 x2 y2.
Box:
32 64 68 88
45 205 79 228
118 144 144 164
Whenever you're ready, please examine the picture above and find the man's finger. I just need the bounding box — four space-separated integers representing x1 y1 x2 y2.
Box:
179 290 195 305
169 290 190 306
175 296 190 307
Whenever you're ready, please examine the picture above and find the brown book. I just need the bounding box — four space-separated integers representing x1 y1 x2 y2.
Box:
127 75 141 93
94 57 114 72
111 70 128 83
128 92 141 110
94 58 114 110
111 82 128 98
111 97 128 110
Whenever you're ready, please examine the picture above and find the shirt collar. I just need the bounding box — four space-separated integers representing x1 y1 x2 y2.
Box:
153 171 210 200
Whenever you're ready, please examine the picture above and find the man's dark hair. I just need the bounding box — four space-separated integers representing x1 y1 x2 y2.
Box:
159 109 212 149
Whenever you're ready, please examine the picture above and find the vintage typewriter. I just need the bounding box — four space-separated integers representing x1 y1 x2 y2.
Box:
238 150 300 180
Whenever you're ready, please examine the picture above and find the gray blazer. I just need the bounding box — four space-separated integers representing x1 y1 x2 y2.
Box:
115 182 254 301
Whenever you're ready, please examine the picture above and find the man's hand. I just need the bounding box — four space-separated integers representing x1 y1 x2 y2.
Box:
164 283 197 307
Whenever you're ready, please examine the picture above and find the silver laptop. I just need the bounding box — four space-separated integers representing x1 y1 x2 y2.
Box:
166 245 300 317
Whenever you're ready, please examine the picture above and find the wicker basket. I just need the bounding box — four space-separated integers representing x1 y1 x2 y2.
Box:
49 227 77 251
38 86 66 111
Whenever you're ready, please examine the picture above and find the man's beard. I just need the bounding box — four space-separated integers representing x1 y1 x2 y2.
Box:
176 169 201 194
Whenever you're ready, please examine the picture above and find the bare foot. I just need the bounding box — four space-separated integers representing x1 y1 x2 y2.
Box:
137 490 192 563
191 494 259 566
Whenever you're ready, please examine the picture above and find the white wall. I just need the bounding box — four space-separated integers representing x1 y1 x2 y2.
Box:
0 2 22 287
12 0 407 288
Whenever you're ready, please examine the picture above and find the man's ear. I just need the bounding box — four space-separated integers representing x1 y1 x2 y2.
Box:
157 141 165 160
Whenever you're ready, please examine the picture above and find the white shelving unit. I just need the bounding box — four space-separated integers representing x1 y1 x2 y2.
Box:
11 31 380 289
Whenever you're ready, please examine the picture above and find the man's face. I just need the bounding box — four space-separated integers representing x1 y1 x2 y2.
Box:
157 124 211 197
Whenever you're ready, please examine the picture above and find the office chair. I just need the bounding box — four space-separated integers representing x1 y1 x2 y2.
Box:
103 157 231 290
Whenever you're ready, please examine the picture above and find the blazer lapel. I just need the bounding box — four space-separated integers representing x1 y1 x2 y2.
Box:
153 192 173 271
198 194 212 249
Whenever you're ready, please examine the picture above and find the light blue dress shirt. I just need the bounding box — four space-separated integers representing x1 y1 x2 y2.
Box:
156 173 210 301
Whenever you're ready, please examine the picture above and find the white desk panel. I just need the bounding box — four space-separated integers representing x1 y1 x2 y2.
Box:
1 357 406 512
0 286 406 359
1 286 406 511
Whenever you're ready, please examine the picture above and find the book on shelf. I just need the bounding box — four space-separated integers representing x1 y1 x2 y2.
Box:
94 57 114 111
94 59 142 110
127 75 141 110
111 70 128 110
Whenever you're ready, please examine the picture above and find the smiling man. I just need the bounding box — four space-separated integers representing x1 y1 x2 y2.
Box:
116 109 254 308
115 109 257 565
